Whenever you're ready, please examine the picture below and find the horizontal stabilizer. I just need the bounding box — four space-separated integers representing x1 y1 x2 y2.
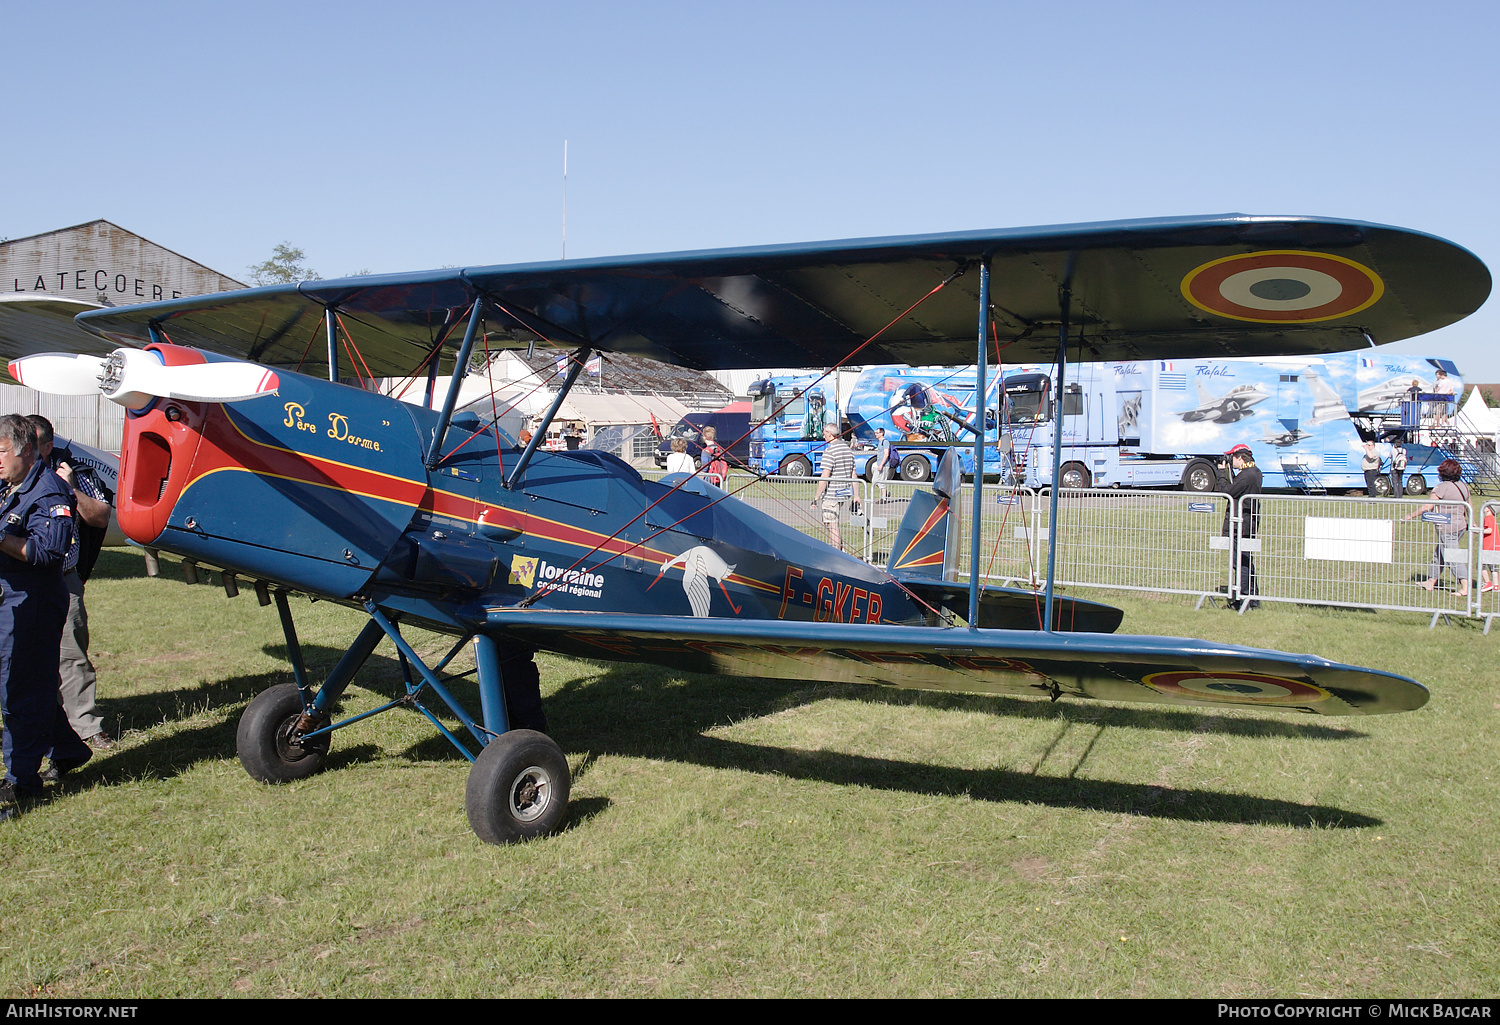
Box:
892 578 1125 634
473 609 1428 716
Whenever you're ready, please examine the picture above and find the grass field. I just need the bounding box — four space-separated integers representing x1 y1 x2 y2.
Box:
0 550 1495 998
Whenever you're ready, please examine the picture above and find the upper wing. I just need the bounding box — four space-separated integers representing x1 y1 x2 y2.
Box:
477 609 1428 716
0 294 113 361
71 215 1490 378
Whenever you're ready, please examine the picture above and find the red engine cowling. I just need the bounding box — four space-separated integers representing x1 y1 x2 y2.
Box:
116 344 211 546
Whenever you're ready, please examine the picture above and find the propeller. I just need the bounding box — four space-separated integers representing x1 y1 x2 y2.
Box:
9 349 279 410
6 353 107 395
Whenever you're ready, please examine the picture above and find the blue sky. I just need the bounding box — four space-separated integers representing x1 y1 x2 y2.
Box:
5 1 1497 377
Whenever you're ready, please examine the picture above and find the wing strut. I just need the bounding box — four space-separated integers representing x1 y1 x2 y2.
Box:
325 307 339 383
1042 256 1077 632
968 258 990 628
425 299 486 469
503 345 593 489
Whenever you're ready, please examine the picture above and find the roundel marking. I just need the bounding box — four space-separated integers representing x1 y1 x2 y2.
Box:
1181 250 1384 323
1142 670 1331 705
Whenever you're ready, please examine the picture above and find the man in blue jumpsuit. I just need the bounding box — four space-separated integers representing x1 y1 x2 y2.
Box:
0 414 91 809
29 416 116 750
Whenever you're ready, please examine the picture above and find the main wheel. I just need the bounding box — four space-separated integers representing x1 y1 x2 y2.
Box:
465 729 571 844
899 454 932 482
1372 474 1394 497
237 683 329 783
1405 474 1429 496
1182 458 1216 493
780 455 813 478
1060 462 1091 489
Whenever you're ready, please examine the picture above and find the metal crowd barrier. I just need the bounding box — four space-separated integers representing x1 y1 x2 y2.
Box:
947 484 1043 589
1029 487 1233 601
644 464 1495 631
1250 494 1474 624
1479 500 1500 634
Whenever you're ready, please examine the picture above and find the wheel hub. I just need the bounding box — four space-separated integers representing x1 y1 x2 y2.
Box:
275 714 327 763
509 766 552 822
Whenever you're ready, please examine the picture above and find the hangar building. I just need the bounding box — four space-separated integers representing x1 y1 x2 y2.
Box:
0 220 246 449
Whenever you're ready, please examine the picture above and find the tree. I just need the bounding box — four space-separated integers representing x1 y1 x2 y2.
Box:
248 243 318 286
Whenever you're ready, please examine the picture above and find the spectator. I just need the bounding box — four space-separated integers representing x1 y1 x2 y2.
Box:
1216 444 1261 611
665 436 695 475
27 417 115 751
872 427 893 500
1432 370 1457 428
811 424 855 551
1404 459 1471 598
1362 441 1384 496
0 414 92 811
698 427 728 487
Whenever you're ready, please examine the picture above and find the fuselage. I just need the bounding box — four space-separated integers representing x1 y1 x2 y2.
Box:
117 345 918 637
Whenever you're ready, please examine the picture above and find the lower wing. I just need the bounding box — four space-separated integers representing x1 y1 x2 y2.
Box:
474 610 1426 716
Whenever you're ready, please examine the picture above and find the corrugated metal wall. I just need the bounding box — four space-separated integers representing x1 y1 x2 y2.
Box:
1 220 243 453
0 384 124 451
2 220 244 303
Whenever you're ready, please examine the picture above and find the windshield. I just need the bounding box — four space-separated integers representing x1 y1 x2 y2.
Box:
751 388 806 425
1004 375 1051 424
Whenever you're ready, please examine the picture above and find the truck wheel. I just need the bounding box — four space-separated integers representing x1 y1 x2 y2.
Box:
1182 459 1216 493
781 455 813 478
1405 474 1428 496
899 454 932 482
1059 462 1091 489
1371 475 1393 497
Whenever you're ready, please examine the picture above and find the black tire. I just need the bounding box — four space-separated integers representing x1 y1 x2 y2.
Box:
465 729 571 844
237 683 329 784
780 455 813 478
1182 458 1216 493
1372 474 1393 497
1060 462 1091 489
899 454 932 482
1405 474 1429 496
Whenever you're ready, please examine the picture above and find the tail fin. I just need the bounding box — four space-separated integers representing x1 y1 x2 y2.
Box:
886 489 951 578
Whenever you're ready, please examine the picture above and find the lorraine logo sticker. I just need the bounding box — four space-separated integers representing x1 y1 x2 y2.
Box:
1181 250 1384 324
509 556 538 588
1143 670 1331 705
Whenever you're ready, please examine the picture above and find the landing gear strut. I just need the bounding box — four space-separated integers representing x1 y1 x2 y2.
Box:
235 594 569 844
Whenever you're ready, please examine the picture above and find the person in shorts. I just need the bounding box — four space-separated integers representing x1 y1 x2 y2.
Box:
811 424 855 551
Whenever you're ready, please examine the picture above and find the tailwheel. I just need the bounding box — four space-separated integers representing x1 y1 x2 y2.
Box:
465 729 571 844
237 683 330 783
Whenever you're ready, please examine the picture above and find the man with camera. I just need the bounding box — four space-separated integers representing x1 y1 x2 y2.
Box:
1216 444 1262 612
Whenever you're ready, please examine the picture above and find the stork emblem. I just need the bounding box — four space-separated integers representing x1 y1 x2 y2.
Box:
652 546 742 617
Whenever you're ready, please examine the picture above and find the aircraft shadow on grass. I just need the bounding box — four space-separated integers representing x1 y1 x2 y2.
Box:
56 645 1377 829
409 661 1378 830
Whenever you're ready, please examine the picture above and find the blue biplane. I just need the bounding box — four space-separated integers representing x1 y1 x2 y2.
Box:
10 214 1490 843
